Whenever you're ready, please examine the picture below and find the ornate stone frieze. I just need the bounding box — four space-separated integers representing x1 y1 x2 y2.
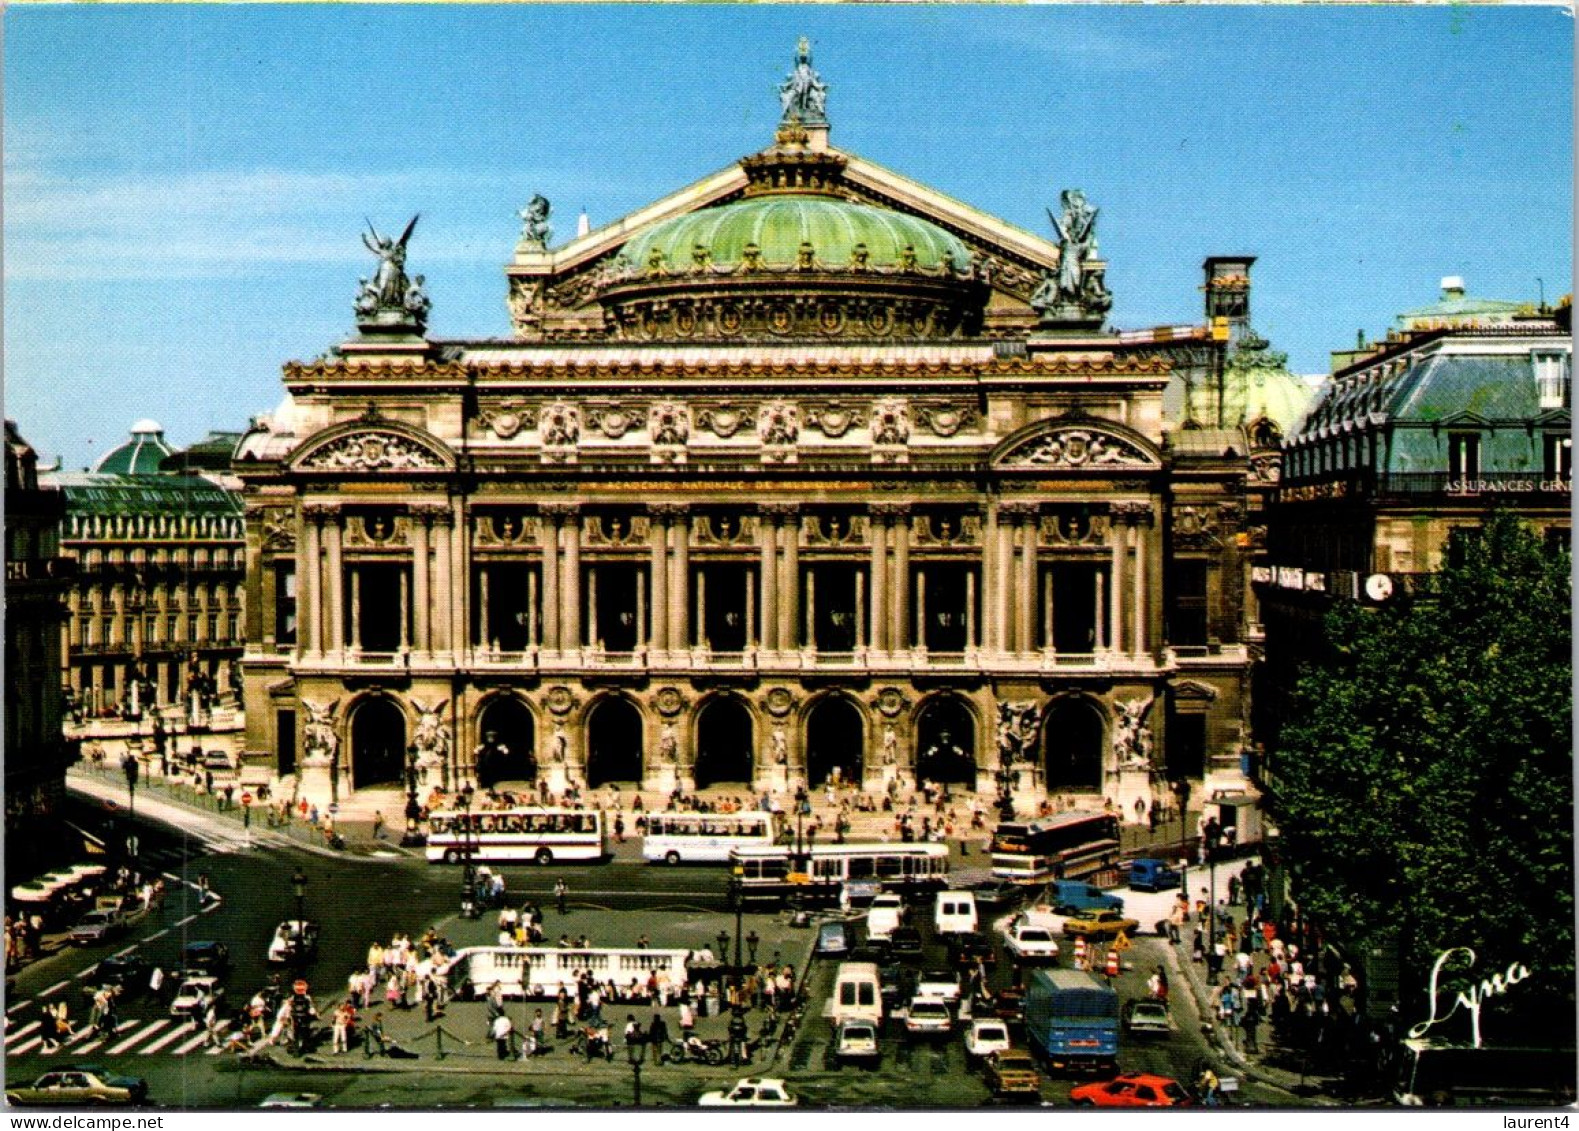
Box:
757 401 801 446
1040 509 1109 546
695 404 750 439
648 402 690 446
1172 505 1220 548
540 402 580 447
912 511 980 546
474 512 539 547
870 398 911 446
507 277 546 337
299 431 446 473
697 513 753 544
1250 453 1282 483
999 427 1154 470
589 402 645 440
913 402 979 438
586 514 648 546
476 402 538 440
802 402 864 438
805 513 865 545
344 512 408 547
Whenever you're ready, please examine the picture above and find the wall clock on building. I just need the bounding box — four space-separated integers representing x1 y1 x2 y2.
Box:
1364 573 1394 602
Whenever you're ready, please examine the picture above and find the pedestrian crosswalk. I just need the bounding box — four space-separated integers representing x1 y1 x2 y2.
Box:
7 1014 239 1059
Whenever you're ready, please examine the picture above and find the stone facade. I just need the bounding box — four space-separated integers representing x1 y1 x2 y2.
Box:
237 59 1257 815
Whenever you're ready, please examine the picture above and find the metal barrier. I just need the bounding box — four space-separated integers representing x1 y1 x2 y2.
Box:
441 946 692 1000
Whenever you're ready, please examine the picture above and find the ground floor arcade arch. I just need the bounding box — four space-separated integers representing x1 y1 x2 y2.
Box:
805 695 864 788
476 696 537 788
1043 697 1105 791
586 696 643 788
915 695 977 787
694 696 754 789
350 697 406 789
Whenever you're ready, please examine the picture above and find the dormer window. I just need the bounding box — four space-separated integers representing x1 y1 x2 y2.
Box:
1534 350 1570 409
1543 433 1572 480
1448 433 1480 480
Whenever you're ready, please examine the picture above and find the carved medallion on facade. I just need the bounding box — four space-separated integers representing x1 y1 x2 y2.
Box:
696 404 747 438
764 687 797 717
874 687 909 718
592 403 643 440
803 402 862 438
477 402 538 440
299 431 445 473
545 686 578 716
654 687 687 718
1000 427 1154 469
914 403 978 438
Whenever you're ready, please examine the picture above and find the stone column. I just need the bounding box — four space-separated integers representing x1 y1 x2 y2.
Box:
1109 511 1126 654
915 569 927 650
587 567 600 649
1018 508 1038 655
1093 566 1106 652
299 504 325 657
759 508 778 653
854 569 866 649
478 567 491 651
804 567 817 647
891 505 911 651
869 511 888 653
778 507 798 650
1042 568 1055 653
432 507 455 656
526 568 539 648
671 510 690 650
350 569 362 652
994 505 1013 654
1133 511 1150 656
965 568 977 651
410 510 431 657
324 507 344 656
448 498 465 658
563 509 582 651
647 507 669 654
696 570 708 649
635 569 646 650
398 569 410 651
982 505 999 653
540 505 568 652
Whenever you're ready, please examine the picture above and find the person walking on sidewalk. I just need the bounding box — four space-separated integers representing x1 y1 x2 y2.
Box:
492 1012 517 1060
648 1010 670 1063
555 878 569 916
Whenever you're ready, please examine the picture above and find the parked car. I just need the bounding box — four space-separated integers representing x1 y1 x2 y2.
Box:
69 908 128 946
833 1019 881 1068
1128 858 1183 893
7 1067 148 1106
258 1093 323 1109
1124 999 1173 1037
1070 1073 1193 1108
83 954 150 999
947 930 998 971
964 1018 1012 1064
915 968 961 1004
168 975 224 1018
888 925 925 962
984 1049 1044 1103
266 920 321 966
698 1078 798 1107
902 996 954 1040
865 893 906 941
1061 908 1140 941
181 940 230 975
201 750 233 772
984 984 1026 1021
816 920 851 957
1003 922 1061 964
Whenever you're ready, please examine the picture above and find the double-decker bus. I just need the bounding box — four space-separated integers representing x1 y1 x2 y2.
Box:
425 807 605 866
641 810 782 865
728 842 950 904
990 812 1120 885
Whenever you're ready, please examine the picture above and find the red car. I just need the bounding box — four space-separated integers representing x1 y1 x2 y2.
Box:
1070 1073 1193 1107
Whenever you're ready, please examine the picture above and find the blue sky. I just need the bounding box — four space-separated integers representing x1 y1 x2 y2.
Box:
5 4 1571 471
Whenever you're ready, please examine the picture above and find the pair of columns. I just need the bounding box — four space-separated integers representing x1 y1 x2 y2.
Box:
298 501 457 657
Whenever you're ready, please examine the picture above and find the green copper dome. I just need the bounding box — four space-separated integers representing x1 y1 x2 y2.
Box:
94 420 174 476
619 195 972 274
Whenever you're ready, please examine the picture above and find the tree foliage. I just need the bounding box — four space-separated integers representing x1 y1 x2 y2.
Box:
1272 511 1573 1035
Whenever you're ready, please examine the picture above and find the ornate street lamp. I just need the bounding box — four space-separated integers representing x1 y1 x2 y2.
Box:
401 744 424 847
290 867 309 978
121 752 140 818
460 791 478 918
732 866 745 1006
746 929 760 965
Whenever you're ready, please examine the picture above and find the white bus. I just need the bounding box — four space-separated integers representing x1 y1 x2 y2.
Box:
729 842 950 904
642 810 782 865
425 807 605 866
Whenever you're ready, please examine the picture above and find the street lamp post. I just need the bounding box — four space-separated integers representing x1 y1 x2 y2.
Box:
121 753 139 818
460 791 477 918
290 867 308 980
401 745 423 847
626 1030 646 1106
732 867 745 1005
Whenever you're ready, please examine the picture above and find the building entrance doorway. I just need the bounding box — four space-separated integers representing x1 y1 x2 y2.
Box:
805 696 863 788
1042 698 1104 791
915 696 977 787
694 696 754 788
586 696 643 787
477 697 537 787
351 698 406 789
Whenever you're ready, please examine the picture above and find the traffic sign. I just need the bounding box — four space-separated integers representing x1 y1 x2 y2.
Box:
1113 930 1132 952
328 803 339 815
241 792 253 807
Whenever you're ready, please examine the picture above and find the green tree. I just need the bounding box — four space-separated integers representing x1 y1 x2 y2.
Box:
1272 511 1573 1043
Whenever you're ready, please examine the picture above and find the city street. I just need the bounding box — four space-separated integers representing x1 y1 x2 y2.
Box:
3 783 1323 1108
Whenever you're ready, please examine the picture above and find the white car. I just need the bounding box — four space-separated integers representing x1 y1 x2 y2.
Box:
915 968 961 1004
903 997 954 1039
168 976 224 1018
1003 923 1062 964
965 1018 1012 1063
698 1078 798 1107
866 893 905 942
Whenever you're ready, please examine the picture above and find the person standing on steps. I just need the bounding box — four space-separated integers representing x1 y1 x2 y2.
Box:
555 878 569 916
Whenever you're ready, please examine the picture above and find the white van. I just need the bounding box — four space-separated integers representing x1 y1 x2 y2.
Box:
933 890 978 937
829 962 884 1026
865 893 905 941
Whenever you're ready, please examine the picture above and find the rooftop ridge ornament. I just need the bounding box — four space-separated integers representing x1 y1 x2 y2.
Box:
778 37 828 128
355 214 429 334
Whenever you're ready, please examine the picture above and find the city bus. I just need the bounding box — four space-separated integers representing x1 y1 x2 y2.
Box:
641 810 782 865
1391 1038 1577 1106
990 812 1121 885
425 807 605 866
728 842 950 905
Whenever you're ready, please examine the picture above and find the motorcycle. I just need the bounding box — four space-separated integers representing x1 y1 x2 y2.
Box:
665 1036 727 1066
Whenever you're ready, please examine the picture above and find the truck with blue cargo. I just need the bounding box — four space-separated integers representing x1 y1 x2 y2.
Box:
1023 967 1120 1073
